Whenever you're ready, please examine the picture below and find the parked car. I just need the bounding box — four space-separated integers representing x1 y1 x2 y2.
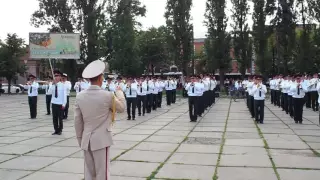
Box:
1 85 21 94
13 84 25 92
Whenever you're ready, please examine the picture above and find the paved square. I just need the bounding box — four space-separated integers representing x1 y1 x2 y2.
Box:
1 95 320 179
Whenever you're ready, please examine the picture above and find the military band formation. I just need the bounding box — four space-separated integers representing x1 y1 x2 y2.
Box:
242 73 320 124
23 59 320 180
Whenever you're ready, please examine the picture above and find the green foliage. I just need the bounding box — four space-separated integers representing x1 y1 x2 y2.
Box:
0 34 26 93
165 0 193 75
108 0 146 76
137 26 170 75
231 0 250 77
252 0 269 77
205 0 231 88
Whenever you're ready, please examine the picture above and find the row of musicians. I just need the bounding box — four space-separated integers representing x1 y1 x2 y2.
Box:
184 76 218 122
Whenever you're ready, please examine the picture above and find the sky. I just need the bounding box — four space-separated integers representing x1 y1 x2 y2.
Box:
0 0 254 42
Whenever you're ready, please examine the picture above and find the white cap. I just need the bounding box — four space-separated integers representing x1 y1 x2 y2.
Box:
82 60 105 79
63 73 68 77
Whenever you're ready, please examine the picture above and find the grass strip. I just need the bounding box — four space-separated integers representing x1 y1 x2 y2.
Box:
254 121 281 180
212 99 231 180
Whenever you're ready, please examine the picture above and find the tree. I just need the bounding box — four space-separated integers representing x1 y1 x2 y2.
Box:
267 0 296 74
108 0 146 76
0 34 26 93
294 0 314 73
205 0 231 89
165 0 193 76
231 0 250 77
137 26 169 75
252 0 269 77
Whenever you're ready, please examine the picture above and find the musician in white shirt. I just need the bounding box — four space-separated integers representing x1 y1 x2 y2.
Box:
210 76 217 105
157 78 165 108
172 78 178 104
280 76 290 113
151 77 160 110
185 76 202 122
305 75 312 108
146 77 154 113
247 76 255 118
62 73 72 119
42 77 53 115
137 77 148 116
74 78 83 95
309 73 319 111
50 70 67 135
197 77 205 117
269 76 276 105
251 75 267 124
165 77 173 105
287 75 295 118
290 74 308 124
122 78 138 120
27 74 39 119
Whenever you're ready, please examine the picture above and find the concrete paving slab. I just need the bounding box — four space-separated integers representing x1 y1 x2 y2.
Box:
133 142 178 152
272 155 320 169
111 161 159 177
20 172 84 180
0 169 33 180
145 135 185 144
0 156 61 170
41 158 83 173
168 152 218 166
224 139 264 147
278 169 320 180
156 164 214 180
176 144 220 154
220 154 272 167
117 150 170 162
218 167 277 180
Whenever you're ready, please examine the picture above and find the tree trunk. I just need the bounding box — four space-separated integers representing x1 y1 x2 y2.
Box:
7 77 12 94
219 68 225 91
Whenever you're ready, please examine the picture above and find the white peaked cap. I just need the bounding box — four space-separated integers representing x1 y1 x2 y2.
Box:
82 60 106 79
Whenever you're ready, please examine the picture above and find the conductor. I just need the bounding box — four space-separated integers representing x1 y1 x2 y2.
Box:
74 60 126 180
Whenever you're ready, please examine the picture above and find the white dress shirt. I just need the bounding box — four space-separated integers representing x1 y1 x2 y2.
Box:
247 81 254 96
290 82 308 98
64 81 72 96
308 78 318 92
203 79 210 91
287 81 294 96
316 83 320 103
146 81 154 94
28 81 39 97
172 80 177 90
210 80 217 90
270 79 275 90
251 83 267 100
74 81 82 94
42 82 52 95
152 81 159 94
164 80 173 90
197 82 205 96
158 81 165 92
50 82 67 106
274 79 281 90
185 82 202 96
123 83 138 98
137 82 148 96
107 82 116 92
280 80 289 93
